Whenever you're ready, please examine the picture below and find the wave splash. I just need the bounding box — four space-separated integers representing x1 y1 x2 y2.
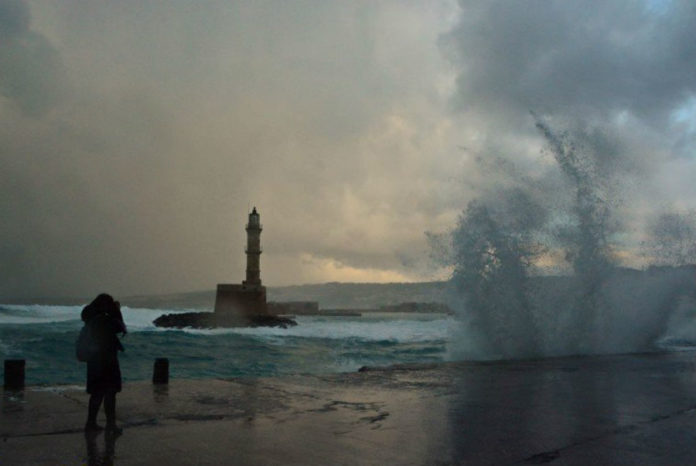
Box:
444 118 696 360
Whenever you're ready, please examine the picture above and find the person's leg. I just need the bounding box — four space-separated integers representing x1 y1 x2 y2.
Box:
85 392 105 431
104 391 122 433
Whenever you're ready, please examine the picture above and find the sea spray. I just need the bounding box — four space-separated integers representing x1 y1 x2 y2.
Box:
450 193 545 358
445 119 696 359
643 210 696 266
535 117 616 352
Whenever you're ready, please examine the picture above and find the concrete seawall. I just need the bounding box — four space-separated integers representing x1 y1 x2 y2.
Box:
3 352 696 464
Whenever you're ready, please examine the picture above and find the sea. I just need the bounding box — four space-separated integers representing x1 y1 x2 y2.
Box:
0 304 455 386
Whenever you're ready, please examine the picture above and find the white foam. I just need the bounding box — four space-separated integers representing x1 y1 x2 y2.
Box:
178 315 455 343
655 296 696 350
0 303 194 330
30 385 84 392
0 304 83 324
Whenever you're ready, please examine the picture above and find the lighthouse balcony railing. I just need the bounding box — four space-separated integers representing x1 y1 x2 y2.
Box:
245 246 263 253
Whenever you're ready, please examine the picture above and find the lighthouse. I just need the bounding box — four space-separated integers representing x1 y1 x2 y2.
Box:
213 207 268 322
243 207 262 286
154 206 297 328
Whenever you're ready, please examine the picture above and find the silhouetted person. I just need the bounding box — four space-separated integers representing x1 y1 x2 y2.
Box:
81 293 126 433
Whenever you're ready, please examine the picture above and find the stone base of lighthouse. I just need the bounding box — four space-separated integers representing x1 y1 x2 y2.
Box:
154 284 296 328
213 283 268 324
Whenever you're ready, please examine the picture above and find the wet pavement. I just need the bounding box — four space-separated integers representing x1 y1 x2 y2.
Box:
3 352 696 464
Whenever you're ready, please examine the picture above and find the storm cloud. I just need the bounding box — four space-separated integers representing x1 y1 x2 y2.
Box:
440 0 696 257
2 0 696 299
1 0 459 299
0 0 63 115
441 0 696 162
444 1 696 123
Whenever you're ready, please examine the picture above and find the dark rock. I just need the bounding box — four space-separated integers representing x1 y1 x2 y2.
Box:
153 312 297 329
153 312 217 328
247 314 298 328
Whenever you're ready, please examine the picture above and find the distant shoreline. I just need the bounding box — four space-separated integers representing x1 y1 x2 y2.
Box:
1 281 450 309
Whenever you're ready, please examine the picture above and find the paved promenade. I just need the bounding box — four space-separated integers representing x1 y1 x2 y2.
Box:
3 352 696 465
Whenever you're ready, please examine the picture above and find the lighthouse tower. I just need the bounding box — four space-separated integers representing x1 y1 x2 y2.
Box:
213 206 268 322
243 207 262 286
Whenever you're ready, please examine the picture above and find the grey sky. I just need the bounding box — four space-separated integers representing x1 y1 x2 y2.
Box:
2 0 695 299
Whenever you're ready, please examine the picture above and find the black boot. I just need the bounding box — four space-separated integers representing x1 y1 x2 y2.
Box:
85 393 104 432
104 392 122 434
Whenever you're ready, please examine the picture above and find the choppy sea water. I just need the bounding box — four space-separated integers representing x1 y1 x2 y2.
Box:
0 304 455 385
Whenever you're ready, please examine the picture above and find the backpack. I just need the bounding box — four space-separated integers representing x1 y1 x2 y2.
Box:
76 323 100 362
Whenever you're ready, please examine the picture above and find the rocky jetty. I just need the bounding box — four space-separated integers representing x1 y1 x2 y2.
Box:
153 311 297 329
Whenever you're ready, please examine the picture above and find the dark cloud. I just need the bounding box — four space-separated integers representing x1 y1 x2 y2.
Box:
0 0 29 36
442 0 696 127
439 0 696 268
1 0 457 299
0 0 63 115
4 0 696 300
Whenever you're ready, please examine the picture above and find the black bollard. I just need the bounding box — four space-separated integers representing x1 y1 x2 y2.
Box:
152 358 169 384
4 359 25 389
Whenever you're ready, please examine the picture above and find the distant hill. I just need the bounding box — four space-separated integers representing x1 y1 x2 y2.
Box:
119 281 451 310
268 281 450 309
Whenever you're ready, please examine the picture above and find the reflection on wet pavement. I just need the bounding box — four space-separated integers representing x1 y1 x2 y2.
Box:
2 389 25 414
3 352 696 464
84 429 120 466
